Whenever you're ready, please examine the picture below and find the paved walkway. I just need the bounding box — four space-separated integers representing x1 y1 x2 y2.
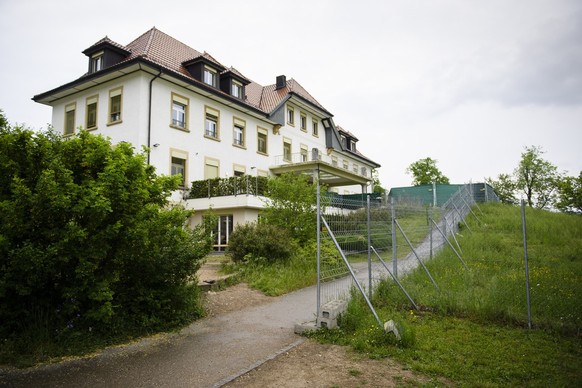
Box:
0 285 317 388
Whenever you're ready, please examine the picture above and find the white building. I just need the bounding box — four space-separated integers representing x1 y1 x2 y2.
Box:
34 28 380 250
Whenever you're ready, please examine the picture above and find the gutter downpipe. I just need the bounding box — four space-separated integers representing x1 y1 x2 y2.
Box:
147 69 163 165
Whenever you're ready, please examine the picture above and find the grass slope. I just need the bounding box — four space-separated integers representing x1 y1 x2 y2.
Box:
311 203 582 386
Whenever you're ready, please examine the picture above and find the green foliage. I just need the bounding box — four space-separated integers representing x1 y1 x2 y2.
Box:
227 222 294 264
0 125 211 364
556 171 582 213
515 146 560 209
261 173 319 243
371 170 386 194
487 173 518 205
406 157 450 186
310 203 582 386
188 175 269 198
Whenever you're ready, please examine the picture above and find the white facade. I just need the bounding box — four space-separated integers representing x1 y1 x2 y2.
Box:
34 28 380 249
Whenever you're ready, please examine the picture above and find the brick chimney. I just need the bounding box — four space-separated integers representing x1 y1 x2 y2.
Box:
275 75 286 90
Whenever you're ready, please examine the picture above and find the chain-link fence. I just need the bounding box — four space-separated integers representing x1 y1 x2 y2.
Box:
316 183 499 327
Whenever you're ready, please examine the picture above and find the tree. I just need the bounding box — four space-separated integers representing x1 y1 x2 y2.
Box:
487 173 518 205
260 173 319 243
0 122 212 343
372 170 386 194
406 157 450 186
515 146 559 209
555 172 582 213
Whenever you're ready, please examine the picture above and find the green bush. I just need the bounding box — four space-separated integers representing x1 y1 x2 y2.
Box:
0 124 212 351
227 222 294 263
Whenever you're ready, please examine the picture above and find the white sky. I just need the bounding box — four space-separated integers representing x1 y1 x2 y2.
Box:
1 0 581 189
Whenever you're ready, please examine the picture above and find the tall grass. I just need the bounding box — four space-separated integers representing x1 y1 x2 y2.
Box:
310 203 582 386
378 203 582 335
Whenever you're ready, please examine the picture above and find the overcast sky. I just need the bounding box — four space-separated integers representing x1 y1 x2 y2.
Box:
1 0 580 189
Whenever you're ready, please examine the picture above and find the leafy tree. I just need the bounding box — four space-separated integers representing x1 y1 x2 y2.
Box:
515 146 560 209
372 170 386 194
0 123 212 342
260 173 319 243
487 173 518 205
406 157 450 186
556 172 582 213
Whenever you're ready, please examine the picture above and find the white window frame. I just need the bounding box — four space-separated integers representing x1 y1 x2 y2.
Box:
170 149 188 188
300 112 307 132
233 117 245 148
64 103 76 136
85 95 98 130
231 80 243 98
283 137 292 162
203 65 217 86
108 87 123 124
91 51 104 73
287 105 295 126
204 106 220 140
312 120 319 137
257 127 268 155
171 93 189 130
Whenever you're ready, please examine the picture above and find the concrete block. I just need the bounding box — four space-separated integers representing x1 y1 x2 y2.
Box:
320 300 347 320
317 317 338 329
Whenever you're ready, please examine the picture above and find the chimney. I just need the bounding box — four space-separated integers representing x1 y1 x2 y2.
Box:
275 75 286 90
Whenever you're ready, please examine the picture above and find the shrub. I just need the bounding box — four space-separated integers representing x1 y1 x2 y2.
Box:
227 222 294 263
0 125 212 345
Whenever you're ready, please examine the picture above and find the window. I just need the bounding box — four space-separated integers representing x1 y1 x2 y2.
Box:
287 105 294 126
340 135 347 149
233 164 245 177
343 159 349 170
312 120 319 137
332 156 338 167
203 66 217 86
170 149 188 188
108 87 122 124
213 215 233 252
204 157 220 179
64 103 76 135
233 118 245 147
85 96 98 130
231 80 243 98
204 106 220 139
353 163 359 174
91 51 103 73
257 127 268 155
171 93 189 130
300 145 308 162
283 138 292 162
300 112 307 132
350 140 357 152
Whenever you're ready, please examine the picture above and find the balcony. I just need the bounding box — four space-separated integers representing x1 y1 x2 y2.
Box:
270 151 371 187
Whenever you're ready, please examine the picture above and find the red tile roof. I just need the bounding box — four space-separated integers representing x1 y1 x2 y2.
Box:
94 28 330 115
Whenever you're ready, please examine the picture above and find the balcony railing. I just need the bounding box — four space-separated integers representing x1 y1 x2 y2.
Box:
272 151 370 178
187 175 269 199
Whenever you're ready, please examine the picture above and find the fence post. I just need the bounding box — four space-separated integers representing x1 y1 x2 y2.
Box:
429 206 433 261
391 196 397 278
521 199 532 329
367 195 372 298
316 170 321 326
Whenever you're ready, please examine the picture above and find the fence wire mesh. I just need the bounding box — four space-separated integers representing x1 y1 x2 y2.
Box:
316 183 499 323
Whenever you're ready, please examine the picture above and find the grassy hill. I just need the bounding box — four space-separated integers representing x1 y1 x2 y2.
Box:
312 203 582 386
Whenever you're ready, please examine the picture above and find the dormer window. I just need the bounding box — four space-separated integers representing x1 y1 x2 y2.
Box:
350 140 356 152
204 66 217 87
231 80 243 98
91 52 104 73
